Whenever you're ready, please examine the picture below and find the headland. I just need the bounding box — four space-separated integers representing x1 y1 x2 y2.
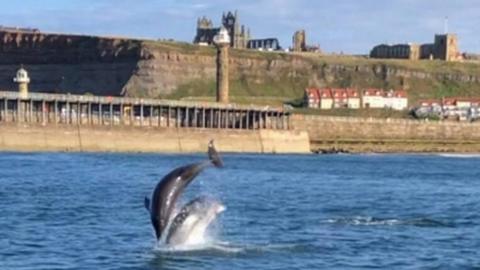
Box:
1 28 480 154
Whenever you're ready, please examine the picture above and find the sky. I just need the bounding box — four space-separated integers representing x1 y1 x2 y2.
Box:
1 0 479 54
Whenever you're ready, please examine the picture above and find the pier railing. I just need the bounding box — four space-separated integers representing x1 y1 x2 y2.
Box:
0 91 290 130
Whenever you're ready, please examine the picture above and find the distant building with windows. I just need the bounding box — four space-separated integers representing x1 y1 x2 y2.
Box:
0 25 40 34
363 89 408 110
416 97 480 121
193 11 250 49
247 38 281 51
305 88 408 111
370 34 462 61
318 89 334 109
305 88 320 108
362 89 386 108
346 88 361 109
193 11 282 51
193 16 219 46
370 44 420 60
331 88 348 108
304 88 360 110
384 90 408 110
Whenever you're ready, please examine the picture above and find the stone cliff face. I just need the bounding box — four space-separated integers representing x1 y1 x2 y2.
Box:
0 31 142 64
123 47 217 97
1 30 479 100
125 42 480 101
0 30 144 96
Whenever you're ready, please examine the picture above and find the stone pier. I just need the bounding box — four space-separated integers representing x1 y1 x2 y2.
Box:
0 91 291 130
0 91 311 154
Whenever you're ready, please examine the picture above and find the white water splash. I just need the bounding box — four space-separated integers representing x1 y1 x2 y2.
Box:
326 216 401 226
437 153 480 158
324 216 448 227
154 241 307 255
154 241 244 254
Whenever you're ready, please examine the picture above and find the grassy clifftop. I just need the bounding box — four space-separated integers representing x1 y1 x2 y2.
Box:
136 41 480 108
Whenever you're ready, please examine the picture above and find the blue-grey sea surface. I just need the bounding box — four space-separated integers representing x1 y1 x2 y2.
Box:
0 152 479 269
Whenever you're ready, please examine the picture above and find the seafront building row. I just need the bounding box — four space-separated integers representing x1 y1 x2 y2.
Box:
304 88 408 110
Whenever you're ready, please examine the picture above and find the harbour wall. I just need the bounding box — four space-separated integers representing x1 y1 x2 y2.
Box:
0 123 310 154
292 115 480 152
0 91 308 154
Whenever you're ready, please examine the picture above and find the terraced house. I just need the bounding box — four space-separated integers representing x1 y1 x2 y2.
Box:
305 88 408 110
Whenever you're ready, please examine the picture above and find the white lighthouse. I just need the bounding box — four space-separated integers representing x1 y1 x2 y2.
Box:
213 27 231 103
13 67 30 99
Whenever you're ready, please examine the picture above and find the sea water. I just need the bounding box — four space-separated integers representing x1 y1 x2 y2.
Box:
0 152 479 269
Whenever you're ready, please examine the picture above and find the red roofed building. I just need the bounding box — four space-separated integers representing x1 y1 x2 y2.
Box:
317 88 333 109
455 97 478 108
346 88 361 109
305 88 361 109
419 99 442 107
362 88 385 108
331 88 348 108
471 99 480 108
304 88 319 108
442 97 457 110
384 89 408 110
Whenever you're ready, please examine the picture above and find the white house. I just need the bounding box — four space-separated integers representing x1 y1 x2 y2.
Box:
304 88 319 108
384 90 408 110
362 89 385 108
346 88 361 109
331 88 348 108
318 89 334 109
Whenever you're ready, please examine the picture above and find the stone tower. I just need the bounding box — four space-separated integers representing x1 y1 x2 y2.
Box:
197 16 213 29
214 27 230 103
434 34 459 61
222 10 248 49
193 16 219 45
13 66 30 99
292 30 306 52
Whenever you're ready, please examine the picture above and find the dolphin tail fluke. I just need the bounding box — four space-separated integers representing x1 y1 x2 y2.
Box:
208 140 224 168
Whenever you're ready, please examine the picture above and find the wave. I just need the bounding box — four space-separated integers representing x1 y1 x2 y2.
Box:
324 216 452 227
436 153 480 158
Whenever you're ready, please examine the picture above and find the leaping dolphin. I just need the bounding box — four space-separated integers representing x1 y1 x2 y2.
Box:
144 140 223 241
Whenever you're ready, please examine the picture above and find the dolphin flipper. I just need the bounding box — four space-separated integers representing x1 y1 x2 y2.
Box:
144 196 150 212
208 140 223 168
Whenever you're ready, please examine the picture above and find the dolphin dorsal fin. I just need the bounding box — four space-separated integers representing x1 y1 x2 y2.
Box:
144 196 151 212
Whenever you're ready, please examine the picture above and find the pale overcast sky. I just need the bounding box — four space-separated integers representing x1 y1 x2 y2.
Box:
1 0 478 54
